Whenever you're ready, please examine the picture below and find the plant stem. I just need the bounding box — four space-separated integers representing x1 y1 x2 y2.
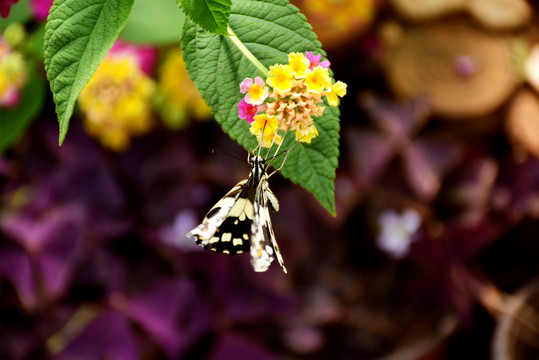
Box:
46 304 101 354
228 26 269 77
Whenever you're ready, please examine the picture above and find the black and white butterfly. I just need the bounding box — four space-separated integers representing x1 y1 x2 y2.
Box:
187 150 288 273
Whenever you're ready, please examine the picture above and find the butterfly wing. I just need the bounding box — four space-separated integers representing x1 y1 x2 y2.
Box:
187 179 256 255
188 155 287 273
265 185 286 272
250 178 287 273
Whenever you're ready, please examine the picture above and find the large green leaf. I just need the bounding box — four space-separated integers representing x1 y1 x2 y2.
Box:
176 0 231 36
44 0 134 145
181 0 340 215
0 67 45 151
120 0 185 45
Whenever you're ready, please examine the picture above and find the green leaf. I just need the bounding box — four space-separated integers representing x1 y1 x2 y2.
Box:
120 0 185 45
0 66 45 151
177 0 231 36
181 0 340 215
44 0 134 145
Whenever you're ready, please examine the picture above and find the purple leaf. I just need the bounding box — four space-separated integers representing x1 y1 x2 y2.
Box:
38 250 77 299
1 206 86 299
402 144 440 200
120 278 211 358
0 156 9 176
208 332 278 360
346 129 393 192
0 246 37 309
414 139 464 176
410 216 502 262
0 209 79 252
215 265 297 323
446 216 504 259
0 327 40 360
403 139 463 200
494 157 539 220
74 249 127 295
58 310 139 360
444 155 498 217
360 92 430 138
312 172 362 227
283 325 325 354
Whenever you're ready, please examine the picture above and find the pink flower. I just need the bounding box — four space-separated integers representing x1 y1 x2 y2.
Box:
110 40 158 75
0 85 20 107
305 51 330 70
30 0 52 21
239 77 253 94
239 76 268 105
0 0 19 18
238 98 258 124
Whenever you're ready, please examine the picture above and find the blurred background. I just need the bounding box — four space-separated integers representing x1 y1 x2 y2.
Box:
1 0 539 358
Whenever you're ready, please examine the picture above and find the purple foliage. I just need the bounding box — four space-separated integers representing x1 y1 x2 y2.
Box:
58 310 139 360
0 86 533 359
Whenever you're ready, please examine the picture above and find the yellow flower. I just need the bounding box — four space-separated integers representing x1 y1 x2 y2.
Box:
266 64 295 93
78 55 155 152
250 113 278 135
259 132 283 148
326 81 347 106
100 128 130 152
0 71 7 96
2 52 26 84
306 0 374 33
296 124 319 144
304 66 331 93
0 50 27 108
157 48 211 129
250 113 282 148
247 83 265 103
288 52 310 78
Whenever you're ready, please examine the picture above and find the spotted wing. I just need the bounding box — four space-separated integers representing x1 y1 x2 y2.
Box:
250 178 287 273
187 179 255 255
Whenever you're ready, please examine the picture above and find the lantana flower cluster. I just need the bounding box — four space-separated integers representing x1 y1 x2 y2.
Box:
0 36 27 108
238 51 346 148
78 44 212 152
78 42 157 152
155 48 212 129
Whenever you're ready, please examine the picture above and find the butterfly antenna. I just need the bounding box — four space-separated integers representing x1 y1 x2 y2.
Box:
212 148 247 163
257 122 267 158
265 125 290 169
249 146 259 162
264 118 285 161
267 136 303 178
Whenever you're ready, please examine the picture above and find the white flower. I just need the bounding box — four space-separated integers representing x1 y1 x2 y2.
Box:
377 208 421 258
160 210 203 251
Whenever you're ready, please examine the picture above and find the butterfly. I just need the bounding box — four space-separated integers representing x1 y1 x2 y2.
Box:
187 150 288 273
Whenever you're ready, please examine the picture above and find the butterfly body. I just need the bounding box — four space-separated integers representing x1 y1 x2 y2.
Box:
187 155 287 273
